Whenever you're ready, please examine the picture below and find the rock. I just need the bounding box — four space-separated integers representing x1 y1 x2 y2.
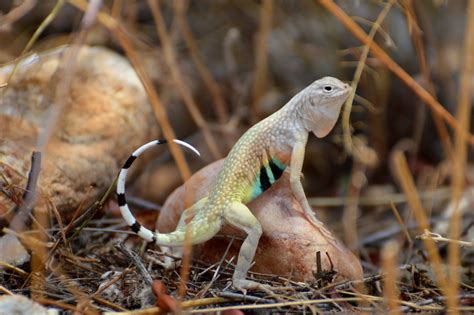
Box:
0 234 29 267
0 46 159 219
0 295 58 315
158 159 363 283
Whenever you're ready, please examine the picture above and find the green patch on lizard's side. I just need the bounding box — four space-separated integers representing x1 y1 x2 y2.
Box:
242 157 286 203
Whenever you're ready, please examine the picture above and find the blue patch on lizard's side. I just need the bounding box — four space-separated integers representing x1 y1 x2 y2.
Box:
245 157 286 202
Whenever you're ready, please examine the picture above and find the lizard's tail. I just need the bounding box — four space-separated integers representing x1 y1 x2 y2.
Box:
116 139 200 245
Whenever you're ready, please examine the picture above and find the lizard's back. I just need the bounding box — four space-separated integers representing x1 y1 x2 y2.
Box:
196 105 303 222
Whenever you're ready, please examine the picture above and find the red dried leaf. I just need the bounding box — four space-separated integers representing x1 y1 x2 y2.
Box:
152 280 178 312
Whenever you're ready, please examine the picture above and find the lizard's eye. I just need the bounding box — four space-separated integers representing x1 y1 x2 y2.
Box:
323 85 333 92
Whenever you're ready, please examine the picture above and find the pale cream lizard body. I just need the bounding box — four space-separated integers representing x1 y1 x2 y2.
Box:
117 77 351 291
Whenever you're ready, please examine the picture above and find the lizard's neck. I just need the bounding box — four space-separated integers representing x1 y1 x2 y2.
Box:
276 92 312 135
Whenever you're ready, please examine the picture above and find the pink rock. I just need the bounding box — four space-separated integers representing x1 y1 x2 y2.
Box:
158 159 363 283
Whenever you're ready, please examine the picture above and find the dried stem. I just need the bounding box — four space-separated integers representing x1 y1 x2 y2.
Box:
104 297 233 315
5 0 64 87
0 0 37 31
389 201 412 245
400 0 453 159
251 0 273 123
447 1 474 313
0 285 14 295
148 0 223 159
116 244 153 286
35 297 80 312
309 187 451 207
381 240 401 315
417 230 473 248
318 0 474 146
0 260 29 277
392 151 449 298
173 0 229 124
9 151 42 232
36 0 101 152
68 0 193 180
177 223 192 300
342 0 395 153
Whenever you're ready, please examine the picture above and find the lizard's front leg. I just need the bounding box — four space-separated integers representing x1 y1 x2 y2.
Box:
223 201 272 293
290 135 335 240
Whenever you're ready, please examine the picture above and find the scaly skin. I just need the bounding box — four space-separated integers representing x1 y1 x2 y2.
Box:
117 76 352 292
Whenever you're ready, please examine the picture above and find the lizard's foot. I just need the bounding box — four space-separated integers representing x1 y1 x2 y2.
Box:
232 279 275 296
147 248 181 270
159 256 180 270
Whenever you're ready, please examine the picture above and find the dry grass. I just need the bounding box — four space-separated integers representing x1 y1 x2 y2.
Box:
1 0 473 313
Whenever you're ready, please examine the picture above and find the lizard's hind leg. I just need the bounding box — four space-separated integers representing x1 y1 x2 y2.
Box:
223 202 271 293
156 198 208 270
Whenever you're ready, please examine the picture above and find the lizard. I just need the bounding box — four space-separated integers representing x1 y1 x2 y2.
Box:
116 76 352 292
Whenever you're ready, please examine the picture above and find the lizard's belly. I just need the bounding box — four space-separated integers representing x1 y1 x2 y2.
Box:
241 156 287 203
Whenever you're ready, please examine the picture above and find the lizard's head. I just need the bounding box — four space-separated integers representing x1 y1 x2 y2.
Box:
300 76 352 138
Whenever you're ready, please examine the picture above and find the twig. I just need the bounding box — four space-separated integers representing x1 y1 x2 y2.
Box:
35 297 79 312
343 137 377 252
36 0 101 153
93 296 128 312
104 297 233 315
92 269 129 298
359 221 421 246
337 290 444 312
9 151 42 232
392 151 449 299
400 0 453 159
48 201 67 249
448 1 474 313
342 0 395 153
321 268 414 292
4 0 64 87
219 291 274 303
0 260 29 277
309 187 451 207
68 0 193 180
66 176 118 242
173 0 229 124
317 0 474 146
250 0 273 123
116 243 153 286
177 223 192 299
2 227 52 250
0 0 36 31
381 241 401 315
0 285 14 295
197 237 234 297
197 296 443 313
148 0 223 159
417 230 474 248
389 201 412 244
126 196 161 211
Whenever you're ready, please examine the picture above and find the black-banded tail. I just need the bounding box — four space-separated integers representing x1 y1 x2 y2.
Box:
116 139 200 244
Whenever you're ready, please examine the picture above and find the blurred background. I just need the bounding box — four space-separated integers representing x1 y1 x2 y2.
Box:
0 0 472 312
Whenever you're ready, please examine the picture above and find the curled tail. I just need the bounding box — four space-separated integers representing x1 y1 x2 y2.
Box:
116 139 200 245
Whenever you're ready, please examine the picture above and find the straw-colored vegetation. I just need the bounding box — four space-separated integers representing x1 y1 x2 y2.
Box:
0 0 473 313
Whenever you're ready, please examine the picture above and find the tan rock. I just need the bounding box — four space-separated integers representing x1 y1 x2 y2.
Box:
158 159 363 283
0 46 159 219
0 294 57 315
